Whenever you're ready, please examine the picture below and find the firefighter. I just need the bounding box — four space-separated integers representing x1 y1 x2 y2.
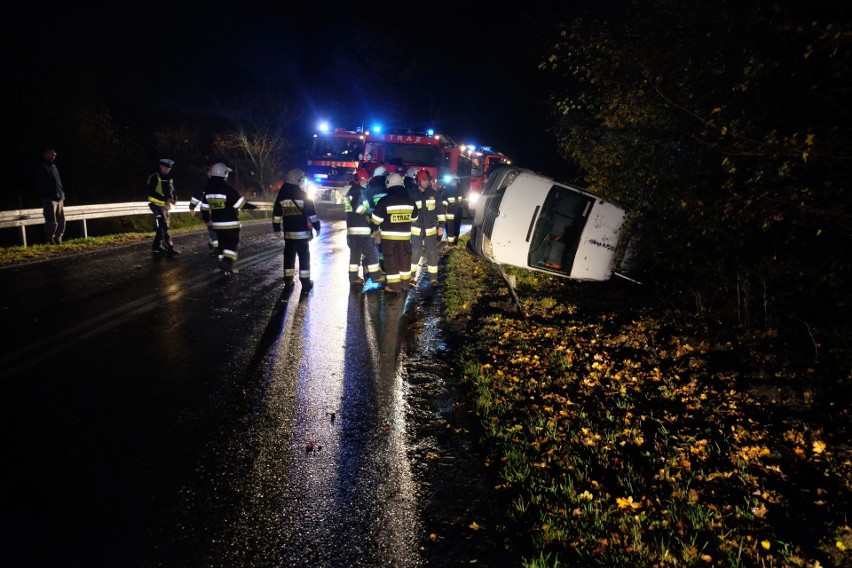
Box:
273 168 321 293
442 174 464 245
147 158 179 255
408 169 445 286
371 173 418 295
189 161 218 254
365 165 389 208
404 167 418 192
365 165 389 269
200 162 255 274
345 168 384 288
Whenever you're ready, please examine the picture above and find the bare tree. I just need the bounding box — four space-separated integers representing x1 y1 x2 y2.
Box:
214 84 305 200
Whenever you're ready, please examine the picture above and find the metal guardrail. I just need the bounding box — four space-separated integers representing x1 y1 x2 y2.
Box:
0 201 273 247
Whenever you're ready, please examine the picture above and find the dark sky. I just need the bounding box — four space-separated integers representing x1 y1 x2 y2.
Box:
6 2 582 176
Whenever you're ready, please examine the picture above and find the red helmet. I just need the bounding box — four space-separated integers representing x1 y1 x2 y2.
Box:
353 168 370 184
415 169 432 184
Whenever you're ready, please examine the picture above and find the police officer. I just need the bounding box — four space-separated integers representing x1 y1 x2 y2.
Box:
147 158 179 255
371 173 418 294
273 168 321 293
408 169 445 286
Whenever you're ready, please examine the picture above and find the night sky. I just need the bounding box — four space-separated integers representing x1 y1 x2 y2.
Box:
4 2 591 176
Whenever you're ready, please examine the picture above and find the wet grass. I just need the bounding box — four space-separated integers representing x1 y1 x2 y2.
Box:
441 236 851 567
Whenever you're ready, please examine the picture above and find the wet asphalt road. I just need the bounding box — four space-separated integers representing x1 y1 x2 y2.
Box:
0 219 452 567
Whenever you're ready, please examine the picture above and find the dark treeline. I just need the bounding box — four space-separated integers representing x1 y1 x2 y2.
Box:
542 0 851 388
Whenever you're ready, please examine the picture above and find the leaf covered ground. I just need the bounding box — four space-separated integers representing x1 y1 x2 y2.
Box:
439 242 851 567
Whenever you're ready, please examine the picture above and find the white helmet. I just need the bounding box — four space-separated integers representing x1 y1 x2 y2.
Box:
372 166 387 177
210 162 232 178
405 167 418 178
385 173 405 188
285 168 305 185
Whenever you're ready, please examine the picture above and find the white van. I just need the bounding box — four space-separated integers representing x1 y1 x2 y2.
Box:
467 167 634 282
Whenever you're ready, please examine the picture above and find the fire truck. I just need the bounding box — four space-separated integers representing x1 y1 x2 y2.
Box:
466 145 512 208
304 128 366 205
361 131 473 194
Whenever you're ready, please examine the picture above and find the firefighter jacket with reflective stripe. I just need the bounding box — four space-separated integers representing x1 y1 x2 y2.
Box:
371 185 419 241
147 172 176 206
200 177 248 230
189 178 208 210
407 185 445 236
441 183 464 213
345 182 373 236
272 182 320 240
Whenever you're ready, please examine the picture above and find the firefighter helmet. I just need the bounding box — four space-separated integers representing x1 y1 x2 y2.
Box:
415 169 432 183
405 167 418 179
372 166 387 177
353 168 370 184
210 162 232 178
285 168 305 185
385 173 405 187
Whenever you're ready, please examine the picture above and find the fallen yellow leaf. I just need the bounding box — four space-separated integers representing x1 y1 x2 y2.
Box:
761 540 771 550
813 440 826 454
469 521 482 531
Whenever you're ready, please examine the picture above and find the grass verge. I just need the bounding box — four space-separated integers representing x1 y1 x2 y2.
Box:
442 236 851 567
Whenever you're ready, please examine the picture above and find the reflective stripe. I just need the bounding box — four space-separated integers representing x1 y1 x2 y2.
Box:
211 220 241 229
381 231 411 240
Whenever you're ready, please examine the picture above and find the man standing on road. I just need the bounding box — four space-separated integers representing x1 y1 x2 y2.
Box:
35 147 65 245
371 173 418 295
408 169 444 286
200 162 255 275
441 174 464 246
273 168 321 294
147 158 179 256
189 161 218 254
366 166 390 270
345 168 384 288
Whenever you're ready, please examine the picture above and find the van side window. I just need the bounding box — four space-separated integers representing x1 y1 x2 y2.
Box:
528 186 593 274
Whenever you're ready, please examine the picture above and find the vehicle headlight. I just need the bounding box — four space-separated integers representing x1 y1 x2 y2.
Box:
305 181 318 201
468 192 480 206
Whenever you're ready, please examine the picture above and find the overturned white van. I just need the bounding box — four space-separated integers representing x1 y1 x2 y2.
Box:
467 167 634 282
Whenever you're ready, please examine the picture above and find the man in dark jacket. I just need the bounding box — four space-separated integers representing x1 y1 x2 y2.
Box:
200 162 255 274
407 169 445 286
273 168 321 293
371 173 418 294
365 165 390 270
345 168 384 288
441 174 464 246
189 161 218 254
35 148 65 244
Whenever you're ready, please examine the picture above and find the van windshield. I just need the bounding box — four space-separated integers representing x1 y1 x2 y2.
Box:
528 186 594 275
